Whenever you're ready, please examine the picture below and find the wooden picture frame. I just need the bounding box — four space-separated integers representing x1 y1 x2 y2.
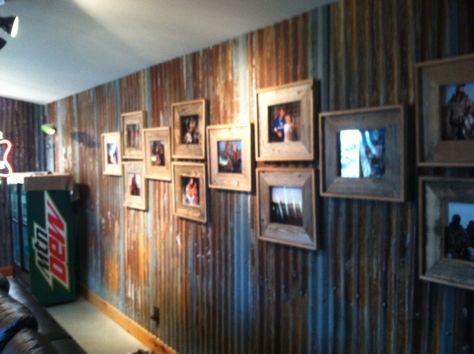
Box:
172 162 207 223
143 127 171 181
122 110 146 159
256 79 314 161
207 124 252 192
256 167 318 250
171 99 206 159
123 161 147 210
416 53 474 166
419 177 474 291
319 104 406 202
101 132 122 176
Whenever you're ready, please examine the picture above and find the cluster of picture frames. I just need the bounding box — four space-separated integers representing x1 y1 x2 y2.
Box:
101 53 474 290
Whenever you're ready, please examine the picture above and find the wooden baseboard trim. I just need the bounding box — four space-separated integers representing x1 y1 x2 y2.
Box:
80 285 176 354
0 266 13 276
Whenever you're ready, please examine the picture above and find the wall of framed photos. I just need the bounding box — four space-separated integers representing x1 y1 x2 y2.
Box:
42 0 474 353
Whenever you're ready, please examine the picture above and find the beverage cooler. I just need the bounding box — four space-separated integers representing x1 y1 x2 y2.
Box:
24 173 76 306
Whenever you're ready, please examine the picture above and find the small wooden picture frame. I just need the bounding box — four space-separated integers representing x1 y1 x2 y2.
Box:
172 162 207 223
122 110 146 159
143 127 171 181
256 167 318 250
256 79 314 161
101 132 122 176
171 99 206 160
123 161 147 210
207 124 252 192
419 177 474 291
319 104 406 202
416 53 474 166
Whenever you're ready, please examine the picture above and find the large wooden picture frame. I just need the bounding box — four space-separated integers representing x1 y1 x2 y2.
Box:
143 127 171 181
207 124 252 192
256 80 314 161
122 110 146 159
319 105 406 202
101 132 122 176
257 167 318 250
172 162 207 223
123 161 148 210
419 177 474 291
416 53 474 166
171 99 207 160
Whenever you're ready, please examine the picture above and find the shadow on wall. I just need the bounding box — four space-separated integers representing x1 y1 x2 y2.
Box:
73 184 91 285
71 132 98 149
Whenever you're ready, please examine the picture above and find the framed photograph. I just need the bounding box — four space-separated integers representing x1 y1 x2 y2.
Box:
419 177 474 290
171 99 206 159
122 110 146 159
172 162 207 223
123 161 147 210
416 53 474 166
256 167 318 250
319 105 406 202
255 79 314 161
207 124 252 191
101 132 122 176
143 127 171 181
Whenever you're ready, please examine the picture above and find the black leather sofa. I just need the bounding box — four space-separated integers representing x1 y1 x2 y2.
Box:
0 272 86 354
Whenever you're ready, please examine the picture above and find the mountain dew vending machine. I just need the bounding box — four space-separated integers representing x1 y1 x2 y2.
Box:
24 174 76 306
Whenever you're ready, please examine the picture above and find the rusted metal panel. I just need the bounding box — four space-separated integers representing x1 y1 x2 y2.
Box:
0 97 44 267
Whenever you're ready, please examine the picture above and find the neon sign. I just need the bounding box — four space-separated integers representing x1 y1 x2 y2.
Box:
0 131 13 178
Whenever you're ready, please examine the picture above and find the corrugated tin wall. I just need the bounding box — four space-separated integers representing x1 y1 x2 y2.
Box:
0 97 44 266
47 1 474 353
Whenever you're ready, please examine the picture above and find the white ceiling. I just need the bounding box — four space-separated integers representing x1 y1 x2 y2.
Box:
0 0 335 104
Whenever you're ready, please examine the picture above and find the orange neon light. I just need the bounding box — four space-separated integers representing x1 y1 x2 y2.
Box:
0 138 13 178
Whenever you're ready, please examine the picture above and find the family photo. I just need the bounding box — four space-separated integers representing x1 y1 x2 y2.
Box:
339 128 386 178
181 115 199 144
106 142 119 165
150 140 165 166
129 173 141 196
126 123 141 148
442 82 474 140
182 177 200 206
217 140 242 173
270 186 303 226
269 102 300 143
445 201 474 262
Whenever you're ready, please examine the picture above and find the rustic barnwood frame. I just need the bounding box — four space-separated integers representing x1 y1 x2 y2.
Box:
416 53 474 166
255 80 314 161
419 177 474 291
122 110 146 160
319 104 406 202
101 132 122 176
123 161 148 210
143 127 172 181
207 124 252 192
171 99 207 160
172 162 207 223
256 167 318 250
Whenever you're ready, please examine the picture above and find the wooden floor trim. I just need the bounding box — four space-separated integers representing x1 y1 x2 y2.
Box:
80 285 176 354
0 266 13 276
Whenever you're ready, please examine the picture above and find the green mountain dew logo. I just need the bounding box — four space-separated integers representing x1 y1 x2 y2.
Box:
32 192 70 290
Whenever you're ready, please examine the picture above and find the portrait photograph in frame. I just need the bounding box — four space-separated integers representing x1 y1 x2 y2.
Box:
101 132 122 176
419 177 474 291
416 53 474 166
319 104 406 202
256 79 314 161
256 167 318 250
172 162 207 223
143 127 171 181
207 124 252 192
122 110 146 159
171 99 206 160
123 161 148 210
